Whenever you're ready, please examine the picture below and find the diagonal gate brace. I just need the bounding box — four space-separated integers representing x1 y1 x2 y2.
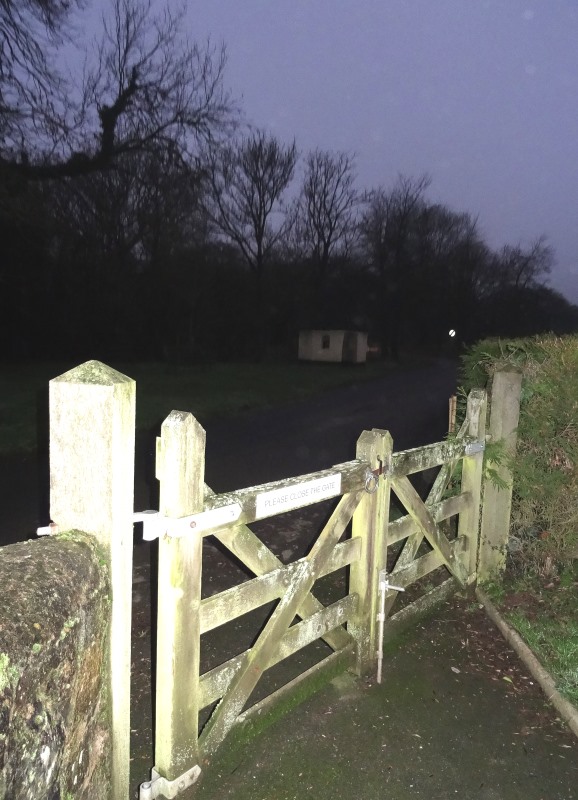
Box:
199 490 363 759
392 474 468 586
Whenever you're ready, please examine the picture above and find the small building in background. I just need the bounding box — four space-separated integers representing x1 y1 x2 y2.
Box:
298 330 369 364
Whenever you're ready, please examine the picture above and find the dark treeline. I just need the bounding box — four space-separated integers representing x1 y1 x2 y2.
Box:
2 0 577 363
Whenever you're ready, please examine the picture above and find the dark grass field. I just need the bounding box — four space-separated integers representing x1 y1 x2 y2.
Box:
0 358 400 455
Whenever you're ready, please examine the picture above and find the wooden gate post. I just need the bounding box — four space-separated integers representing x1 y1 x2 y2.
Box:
349 429 392 676
478 369 523 581
457 388 487 582
154 411 206 788
49 360 135 800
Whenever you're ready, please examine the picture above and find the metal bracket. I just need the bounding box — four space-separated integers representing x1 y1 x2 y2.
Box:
133 503 242 541
36 523 60 537
464 441 485 456
365 454 392 493
378 569 405 601
139 765 201 800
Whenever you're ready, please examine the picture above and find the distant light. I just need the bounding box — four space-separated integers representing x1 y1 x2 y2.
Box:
448 329 456 338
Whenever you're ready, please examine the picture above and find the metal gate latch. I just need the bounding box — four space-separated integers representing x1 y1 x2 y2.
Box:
364 469 379 493
376 569 405 684
140 765 201 800
134 503 242 540
364 456 391 493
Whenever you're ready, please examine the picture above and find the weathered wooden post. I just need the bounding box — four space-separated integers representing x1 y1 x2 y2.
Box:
349 428 392 676
49 360 135 800
153 411 206 794
478 368 523 581
457 388 487 582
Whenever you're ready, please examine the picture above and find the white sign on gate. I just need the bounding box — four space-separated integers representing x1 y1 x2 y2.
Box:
255 473 342 519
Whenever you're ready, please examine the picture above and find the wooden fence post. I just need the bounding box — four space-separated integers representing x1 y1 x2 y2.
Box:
49 360 135 800
478 368 523 581
154 411 206 788
349 429 392 676
457 388 487 582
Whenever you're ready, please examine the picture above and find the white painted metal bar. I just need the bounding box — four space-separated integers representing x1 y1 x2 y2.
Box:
376 569 405 684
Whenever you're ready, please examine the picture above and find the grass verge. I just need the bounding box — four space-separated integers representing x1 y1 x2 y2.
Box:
0 359 396 455
507 611 578 705
487 573 578 707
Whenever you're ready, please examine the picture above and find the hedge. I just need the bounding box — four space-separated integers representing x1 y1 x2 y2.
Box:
460 335 578 575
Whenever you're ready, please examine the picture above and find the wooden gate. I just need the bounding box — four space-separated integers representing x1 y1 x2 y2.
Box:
138 388 486 799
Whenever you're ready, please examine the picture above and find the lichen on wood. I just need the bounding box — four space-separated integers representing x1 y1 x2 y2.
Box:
0 531 111 800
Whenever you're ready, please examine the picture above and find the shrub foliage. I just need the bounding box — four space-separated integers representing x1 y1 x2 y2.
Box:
460 335 578 575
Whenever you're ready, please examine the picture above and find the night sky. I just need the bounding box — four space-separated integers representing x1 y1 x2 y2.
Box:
184 1 578 304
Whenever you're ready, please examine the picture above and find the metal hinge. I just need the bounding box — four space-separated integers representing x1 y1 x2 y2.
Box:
464 441 485 456
140 765 201 800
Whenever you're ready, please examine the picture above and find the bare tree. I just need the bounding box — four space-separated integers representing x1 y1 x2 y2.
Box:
41 145 209 354
360 173 431 357
495 235 554 290
360 173 431 278
408 203 492 342
202 130 298 280
0 1 79 151
294 149 359 282
47 146 200 263
201 129 297 354
1 0 236 179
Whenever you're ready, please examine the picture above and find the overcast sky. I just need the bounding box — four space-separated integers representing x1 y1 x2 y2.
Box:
184 0 578 304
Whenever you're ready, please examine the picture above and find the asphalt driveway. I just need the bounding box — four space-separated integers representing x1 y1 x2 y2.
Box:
2 357 458 544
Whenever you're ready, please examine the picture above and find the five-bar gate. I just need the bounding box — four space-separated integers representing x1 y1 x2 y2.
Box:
138 388 487 799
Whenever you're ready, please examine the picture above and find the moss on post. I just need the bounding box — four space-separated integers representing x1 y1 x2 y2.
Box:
478 369 522 581
0 533 110 800
349 429 392 676
457 388 487 582
154 411 206 785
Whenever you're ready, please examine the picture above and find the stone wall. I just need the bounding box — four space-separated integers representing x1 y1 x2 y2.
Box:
0 532 111 800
